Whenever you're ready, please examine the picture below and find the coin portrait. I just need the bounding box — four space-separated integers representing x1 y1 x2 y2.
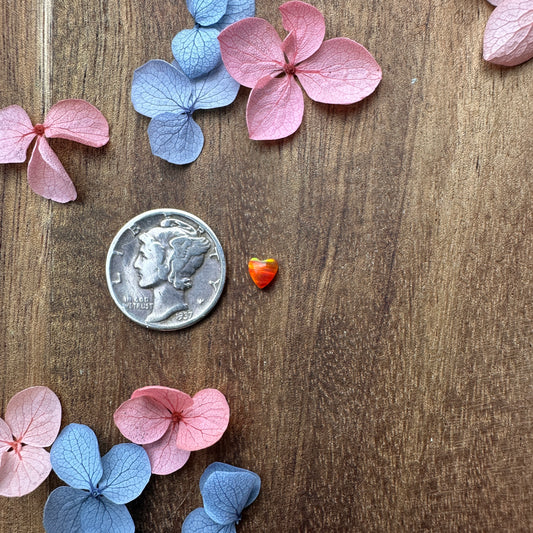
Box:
106 209 225 330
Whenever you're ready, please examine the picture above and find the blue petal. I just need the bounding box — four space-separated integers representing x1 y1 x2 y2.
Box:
199 463 247 491
191 62 240 111
80 496 134 533
98 443 151 505
131 60 192 118
50 424 103 491
202 470 262 525
212 0 255 29
172 27 222 79
147 112 204 165
200 463 261 509
171 60 185 74
43 486 88 533
182 508 236 533
187 0 228 26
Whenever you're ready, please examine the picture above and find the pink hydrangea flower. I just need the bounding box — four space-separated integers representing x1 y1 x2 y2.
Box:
483 0 533 66
218 1 381 140
0 99 109 202
0 386 62 497
114 386 230 475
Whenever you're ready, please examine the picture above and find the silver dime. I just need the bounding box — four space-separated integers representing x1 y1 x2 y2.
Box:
106 209 226 330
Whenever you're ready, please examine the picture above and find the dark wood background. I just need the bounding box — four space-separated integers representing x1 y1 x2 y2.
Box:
1 0 531 531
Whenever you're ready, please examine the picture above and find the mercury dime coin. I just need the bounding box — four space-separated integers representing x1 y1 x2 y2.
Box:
106 209 226 330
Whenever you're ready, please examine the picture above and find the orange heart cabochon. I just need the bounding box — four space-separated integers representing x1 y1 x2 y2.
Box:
248 258 278 288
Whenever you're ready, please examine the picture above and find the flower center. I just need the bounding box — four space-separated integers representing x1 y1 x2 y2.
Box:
33 124 46 135
90 485 103 498
171 411 182 424
283 63 296 76
6 439 24 459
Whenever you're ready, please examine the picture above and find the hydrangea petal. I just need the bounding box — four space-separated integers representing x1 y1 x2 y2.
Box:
0 445 51 497
50 424 103 491
483 0 533 66
177 389 230 451
43 486 88 533
99 443 151 504
191 63 240 111
173 27 223 79
80 495 134 533
218 18 285 87
187 0 228 26
27 136 77 202
246 74 304 140
0 105 36 163
147 112 204 165
199 463 260 508
487 0 503 6
280 0 325 64
213 0 255 29
5 386 62 447
44 99 109 147
113 396 171 445
143 424 191 475
0 418 12 455
131 386 194 414
182 507 236 533
202 470 262 525
131 60 192 118
297 37 382 104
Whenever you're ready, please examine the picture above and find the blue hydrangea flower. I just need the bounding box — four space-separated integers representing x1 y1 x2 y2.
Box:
131 59 239 164
43 424 151 533
182 462 261 532
173 0 255 78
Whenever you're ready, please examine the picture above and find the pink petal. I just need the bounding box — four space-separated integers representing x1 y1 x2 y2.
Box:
246 75 304 140
131 386 194 414
176 389 230 451
296 37 382 104
44 99 109 147
280 0 325 64
0 418 12 455
218 18 285 88
483 0 533 66
27 136 77 202
143 425 190 475
0 446 51 497
5 386 61 447
0 105 36 163
487 0 503 6
113 396 171 445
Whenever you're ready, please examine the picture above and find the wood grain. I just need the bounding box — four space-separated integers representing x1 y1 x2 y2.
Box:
1 0 531 531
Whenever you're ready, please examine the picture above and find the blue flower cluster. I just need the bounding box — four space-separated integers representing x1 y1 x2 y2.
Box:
132 0 255 164
182 462 261 532
42 425 261 532
174 0 255 78
43 424 151 533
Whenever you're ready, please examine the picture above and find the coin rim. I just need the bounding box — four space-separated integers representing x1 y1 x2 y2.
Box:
105 208 226 331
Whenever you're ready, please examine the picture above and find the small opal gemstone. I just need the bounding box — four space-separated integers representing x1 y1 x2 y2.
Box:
248 258 278 289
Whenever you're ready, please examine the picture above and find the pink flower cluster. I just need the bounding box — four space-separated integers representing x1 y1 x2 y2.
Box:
0 99 108 202
0 387 61 497
218 1 382 140
114 386 230 474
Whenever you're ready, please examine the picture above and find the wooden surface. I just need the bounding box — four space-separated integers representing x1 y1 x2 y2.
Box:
1 0 532 531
